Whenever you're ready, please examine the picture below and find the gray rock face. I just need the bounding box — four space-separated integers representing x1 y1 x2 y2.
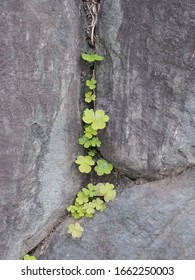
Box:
1 0 195 261
0 0 84 259
96 0 195 179
35 167 195 260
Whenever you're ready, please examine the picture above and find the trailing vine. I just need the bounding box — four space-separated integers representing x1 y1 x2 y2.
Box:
66 0 116 239
67 52 116 238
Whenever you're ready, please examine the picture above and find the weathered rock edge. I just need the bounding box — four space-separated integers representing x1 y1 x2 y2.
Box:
35 167 195 260
96 0 195 180
0 0 85 259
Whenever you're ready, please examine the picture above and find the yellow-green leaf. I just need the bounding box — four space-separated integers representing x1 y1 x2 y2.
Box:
67 223 83 238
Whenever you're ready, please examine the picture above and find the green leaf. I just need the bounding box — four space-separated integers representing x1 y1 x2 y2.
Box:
75 155 95 173
67 205 77 214
85 91 96 103
90 137 101 147
75 191 89 205
82 53 104 62
67 223 83 238
85 213 93 218
82 109 109 130
84 124 98 139
75 204 86 217
88 149 96 156
78 135 100 148
82 109 95 124
83 202 96 214
69 204 86 219
99 183 116 202
82 53 95 62
23 254 36 260
78 135 91 148
82 183 97 198
94 159 113 176
92 110 110 130
95 183 105 196
91 198 106 211
86 78 97 90
93 54 104 61
72 212 81 219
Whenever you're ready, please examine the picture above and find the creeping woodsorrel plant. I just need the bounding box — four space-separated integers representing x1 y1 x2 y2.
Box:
67 52 115 239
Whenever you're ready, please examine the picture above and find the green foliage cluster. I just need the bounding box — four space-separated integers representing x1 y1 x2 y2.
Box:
67 52 116 239
67 182 116 222
23 254 36 260
75 146 113 176
78 135 101 148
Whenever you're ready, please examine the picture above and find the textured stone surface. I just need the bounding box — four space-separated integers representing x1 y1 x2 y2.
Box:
35 167 195 260
0 0 84 259
96 0 195 179
1 0 195 261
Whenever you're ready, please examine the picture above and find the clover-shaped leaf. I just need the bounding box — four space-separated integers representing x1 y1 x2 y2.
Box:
78 135 101 148
67 205 85 219
91 137 101 147
99 183 116 202
86 78 97 90
82 109 109 130
94 159 113 176
82 109 94 124
78 135 91 148
91 110 109 130
92 198 106 211
82 53 104 62
74 204 86 218
75 155 95 173
84 124 97 139
67 223 83 238
88 149 96 157
82 183 97 198
23 254 36 260
83 202 96 214
72 212 81 219
67 205 77 214
76 191 89 205
85 91 96 103
88 183 98 194
95 183 105 196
